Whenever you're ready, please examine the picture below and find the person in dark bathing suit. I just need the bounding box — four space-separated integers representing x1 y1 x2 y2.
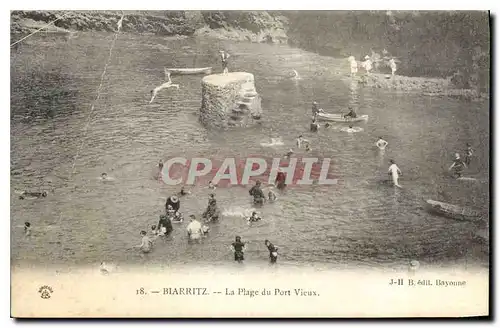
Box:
310 118 320 132
465 143 473 166
231 236 246 263
203 194 220 222
264 239 278 264
157 214 173 236
448 153 467 178
344 107 357 119
249 180 265 205
19 191 47 200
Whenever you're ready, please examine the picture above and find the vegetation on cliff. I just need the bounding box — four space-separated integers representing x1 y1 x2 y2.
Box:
286 11 490 93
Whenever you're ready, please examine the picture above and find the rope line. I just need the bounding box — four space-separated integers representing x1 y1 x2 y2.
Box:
68 14 124 179
10 13 69 47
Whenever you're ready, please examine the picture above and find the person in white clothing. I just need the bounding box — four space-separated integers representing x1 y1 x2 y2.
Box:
186 215 202 242
389 58 397 76
388 160 402 187
376 137 388 150
348 56 358 77
362 55 373 74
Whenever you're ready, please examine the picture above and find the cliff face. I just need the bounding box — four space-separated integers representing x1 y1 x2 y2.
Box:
11 10 489 94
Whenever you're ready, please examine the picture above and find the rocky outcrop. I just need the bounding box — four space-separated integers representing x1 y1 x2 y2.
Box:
200 72 262 129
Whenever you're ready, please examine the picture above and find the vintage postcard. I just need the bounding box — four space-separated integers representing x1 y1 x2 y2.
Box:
10 9 490 318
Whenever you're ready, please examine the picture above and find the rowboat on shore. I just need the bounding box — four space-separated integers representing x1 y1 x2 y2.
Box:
425 199 484 222
165 67 212 75
316 112 369 123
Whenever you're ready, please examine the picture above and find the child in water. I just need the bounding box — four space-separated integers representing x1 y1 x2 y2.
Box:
136 231 154 254
264 240 279 264
247 211 262 223
208 181 217 190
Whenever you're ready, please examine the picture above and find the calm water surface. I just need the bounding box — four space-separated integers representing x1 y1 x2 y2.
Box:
10 32 489 270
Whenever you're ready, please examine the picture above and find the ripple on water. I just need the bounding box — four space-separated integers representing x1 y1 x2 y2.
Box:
10 33 489 269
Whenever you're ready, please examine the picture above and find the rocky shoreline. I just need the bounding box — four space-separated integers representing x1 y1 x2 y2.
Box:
10 11 488 101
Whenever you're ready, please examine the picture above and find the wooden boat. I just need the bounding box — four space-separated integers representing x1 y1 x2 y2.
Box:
425 199 484 222
165 67 212 75
316 112 369 123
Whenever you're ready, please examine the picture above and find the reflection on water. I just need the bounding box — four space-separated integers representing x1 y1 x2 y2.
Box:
10 32 489 269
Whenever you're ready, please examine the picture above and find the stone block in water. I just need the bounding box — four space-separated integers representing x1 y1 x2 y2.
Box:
200 72 263 129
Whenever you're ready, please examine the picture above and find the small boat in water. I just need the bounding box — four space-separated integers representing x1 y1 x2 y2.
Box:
316 112 369 123
425 199 484 222
165 67 212 75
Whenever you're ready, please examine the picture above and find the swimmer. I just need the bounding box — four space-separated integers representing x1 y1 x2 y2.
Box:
305 144 312 152
264 240 279 264
448 153 467 179
135 230 154 253
186 215 203 242
324 123 331 128
208 181 217 190
149 70 180 104
310 118 320 132
24 222 31 236
465 143 473 166
388 159 403 188
376 137 388 150
158 160 164 171
19 191 47 200
247 211 262 223
178 185 191 196
231 236 246 263
165 195 180 212
202 224 210 235
344 125 355 133
296 135 306 148
284 148 294 159
150 225 158 237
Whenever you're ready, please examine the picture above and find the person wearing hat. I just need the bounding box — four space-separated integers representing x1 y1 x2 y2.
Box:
343 106 357 119
249 180 265 205
219 50 230 75
186 215 202 242
448 153 467 178
165 195 180 213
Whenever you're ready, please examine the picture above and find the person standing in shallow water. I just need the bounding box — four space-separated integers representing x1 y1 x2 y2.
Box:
249 180 265 205
220 50 230 75
448 153 467 178
231 236 246 263
465 143 474 166
265 240 279 264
